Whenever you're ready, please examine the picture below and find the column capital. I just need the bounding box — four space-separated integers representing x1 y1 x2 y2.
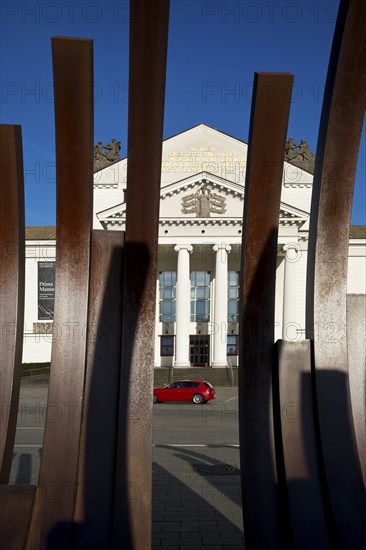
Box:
174 244 193 253
213 243 231 253
283 241 299 252
283 242 301 263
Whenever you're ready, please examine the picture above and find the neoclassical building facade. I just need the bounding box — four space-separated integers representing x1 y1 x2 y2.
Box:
23 124 366 366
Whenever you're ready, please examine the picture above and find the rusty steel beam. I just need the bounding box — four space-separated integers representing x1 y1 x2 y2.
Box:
239 72 293 549
112 1 169 548
0 486 36 549
26 37 94 549
0 125 25 483
305 0 366 546
275 340 334 549
73 230 125 549
347 295 366 487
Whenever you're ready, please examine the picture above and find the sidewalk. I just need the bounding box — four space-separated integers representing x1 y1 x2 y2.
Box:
152 444 244 549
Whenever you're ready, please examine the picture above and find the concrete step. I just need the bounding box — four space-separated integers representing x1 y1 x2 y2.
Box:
153 367 238 387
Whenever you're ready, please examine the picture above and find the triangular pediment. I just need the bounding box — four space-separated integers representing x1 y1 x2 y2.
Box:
96 172 309 231
94 123 313 231
279 202 309 228
96 172 243 229
159 173 243 221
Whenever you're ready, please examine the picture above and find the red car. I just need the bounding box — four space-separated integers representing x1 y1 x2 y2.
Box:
153 380 216 404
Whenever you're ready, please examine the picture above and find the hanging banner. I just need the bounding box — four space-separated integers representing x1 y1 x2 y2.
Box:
38 261 55 320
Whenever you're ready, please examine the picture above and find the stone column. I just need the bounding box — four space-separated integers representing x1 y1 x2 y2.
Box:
174 244 193 367
212 243 231 367
282 242 299 340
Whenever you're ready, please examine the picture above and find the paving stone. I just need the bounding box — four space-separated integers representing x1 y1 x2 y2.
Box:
221 541 245 547
152 545 179 550
158 531 181 539
179 545 222 550
201 537 222 546
162 515 183 522
177 535 204 544
152 414 243 547
162 523 182 532
179 531 205 539
168 506 199 512
180 524 200 532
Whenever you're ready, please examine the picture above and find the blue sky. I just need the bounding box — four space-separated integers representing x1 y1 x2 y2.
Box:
1 0 365 225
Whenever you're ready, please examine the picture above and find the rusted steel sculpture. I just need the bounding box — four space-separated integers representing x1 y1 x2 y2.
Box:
0 127 33 550
73 230 125 549
275 340 334 549
347 294 366 487
0 0 169 548
239 0 366 548
25 36 94 549
0 0 365 548
239 72 294 549
305 0 366 545
113 1 169 548
0 126 25 484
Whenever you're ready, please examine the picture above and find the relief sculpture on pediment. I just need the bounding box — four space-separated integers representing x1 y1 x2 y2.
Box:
181 184 226 217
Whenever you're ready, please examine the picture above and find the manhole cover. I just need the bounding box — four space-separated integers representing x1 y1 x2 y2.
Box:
191 464 239 476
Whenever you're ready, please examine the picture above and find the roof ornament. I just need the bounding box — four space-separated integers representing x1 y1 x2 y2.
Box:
94 137 121 171
285 137 315 174
181 184 226 217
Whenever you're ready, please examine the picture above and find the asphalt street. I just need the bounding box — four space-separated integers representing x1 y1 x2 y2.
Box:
10 385 243 547
11 385 239 480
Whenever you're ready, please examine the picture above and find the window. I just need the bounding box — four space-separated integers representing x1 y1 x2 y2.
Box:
161 335 174 356
183 381 200 388
159 271 176 322
191 271 211 322
227 335 238 355
228 271 239 323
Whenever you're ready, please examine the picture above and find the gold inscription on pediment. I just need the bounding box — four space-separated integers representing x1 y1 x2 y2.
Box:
161 147 246 175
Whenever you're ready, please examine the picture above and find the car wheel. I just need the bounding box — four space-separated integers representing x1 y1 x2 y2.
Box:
153 394 158 403
192 393 204 404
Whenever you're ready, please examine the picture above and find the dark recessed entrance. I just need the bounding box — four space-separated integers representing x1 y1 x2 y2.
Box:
189 335 209 367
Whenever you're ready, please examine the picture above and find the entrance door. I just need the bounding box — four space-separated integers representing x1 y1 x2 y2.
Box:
189 335 209 367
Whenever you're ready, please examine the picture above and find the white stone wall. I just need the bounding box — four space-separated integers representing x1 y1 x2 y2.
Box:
21 237 366 365
347 243 366 294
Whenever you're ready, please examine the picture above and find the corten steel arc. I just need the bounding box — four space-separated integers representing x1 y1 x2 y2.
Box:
0 125 25 483
238 72 293 549
347 295 366 486
26 37 94 549
0 485 36 549
275 340 333 549
73 230 124 549
305 0 366 546
112 1 169 548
